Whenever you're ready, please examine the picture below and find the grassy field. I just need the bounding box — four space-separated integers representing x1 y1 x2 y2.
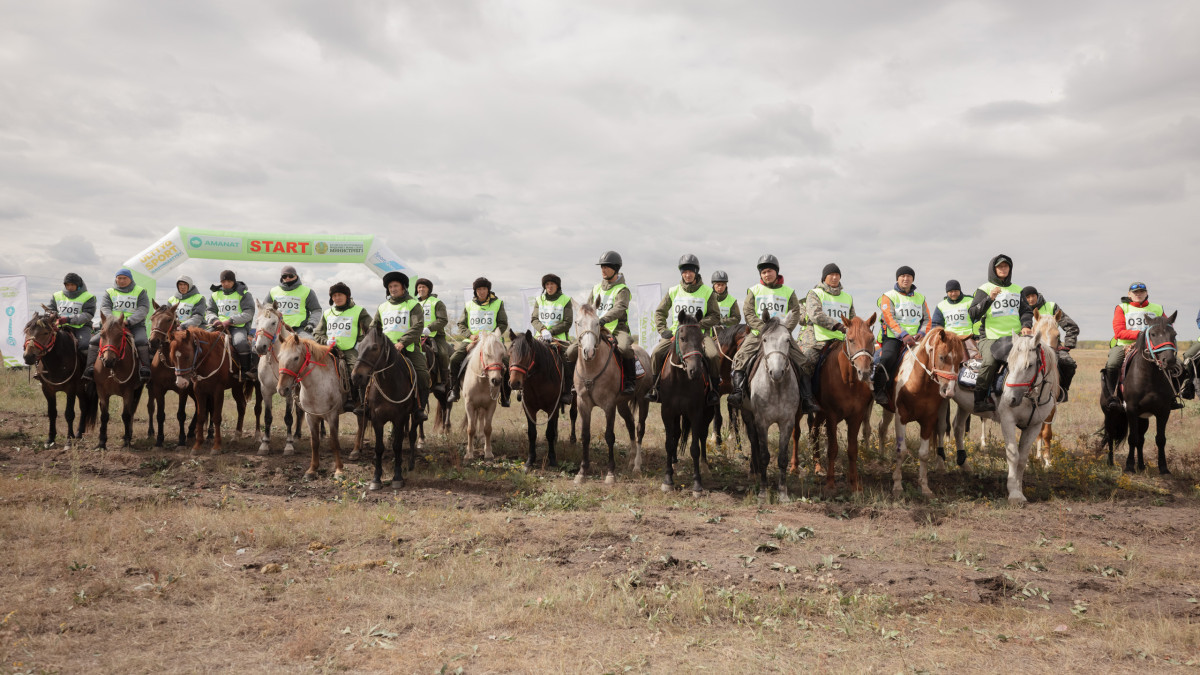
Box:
1 349 1198 673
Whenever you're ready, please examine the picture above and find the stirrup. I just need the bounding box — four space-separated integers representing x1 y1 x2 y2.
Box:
645 387 659 402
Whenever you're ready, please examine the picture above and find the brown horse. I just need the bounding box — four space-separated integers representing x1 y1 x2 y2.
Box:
508 329 569 470
168 326 240 455
93 314 146 450
415 337 453 450
148 303 197 449
890 327 967 496
794 314 878 494
352 322 418 489
711 323 748 451
23 312 95 448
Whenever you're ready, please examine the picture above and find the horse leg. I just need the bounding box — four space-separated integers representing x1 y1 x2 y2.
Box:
711 401 722 446
934 401 949 471
1155 414 1170 475
637 400 649 445
416 419 425 450
569 400 578 445
64 391 77 445
1124 413 1140 473
690 411 705 497
1131 417 1148 473
891 412 906 496
231 384 247 441
618 401 640 475
305 413 322 479
604 405 619 484
209 389 225 455
546 409 559 468
662 414 679 492
393 419 406 488
327 416 343 479
145 384 155 440
96 394 110 451
282 399 296 455
777 419 793 504
729 399 742 450
1006 424 1037 505
952 405 968 469
824 417 839 496
120 390 137 449
44 389 58 449
526 416 538 470
916 423 934 498
753 420 770 504
349 410 365 461
258 395 273 455
575 403 592 484
368 417 385 490
846 416 863 494
483 406 495 460
174 392 187 449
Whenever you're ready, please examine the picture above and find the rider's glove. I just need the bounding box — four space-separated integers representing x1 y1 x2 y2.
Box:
423 327 430 336
540 330 552 341
901 334 917 348
831 323 845 334
659 329 673 340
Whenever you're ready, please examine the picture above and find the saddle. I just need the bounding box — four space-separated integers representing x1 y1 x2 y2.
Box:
1116 343 1139 396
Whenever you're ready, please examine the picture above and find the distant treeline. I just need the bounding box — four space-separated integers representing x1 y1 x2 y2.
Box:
1076 340 1196 350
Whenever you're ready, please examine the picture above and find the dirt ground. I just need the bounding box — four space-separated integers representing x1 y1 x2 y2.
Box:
1 349 1198 673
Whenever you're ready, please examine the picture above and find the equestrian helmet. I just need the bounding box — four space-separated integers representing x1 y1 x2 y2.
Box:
596 251 623 269
710 270 729 283
756 254 780 272
677 254 700 273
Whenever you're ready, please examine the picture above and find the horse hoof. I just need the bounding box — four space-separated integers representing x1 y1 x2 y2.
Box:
920 488 934 498
44 441 55 450
209 448 221 456
1008 494 1028 506
368 481 382 491
257 445 270 456
391 480 404 490
891 486 902 497
660 483 672 493
153 444 163 451
283 447 296 457
692 485 705 498
348 451 360 461
604 474 615 485
94 446 105 452
777 492 789 504
573 474 584 485
333 471 344 480
416 439 425 450
303 471 317 481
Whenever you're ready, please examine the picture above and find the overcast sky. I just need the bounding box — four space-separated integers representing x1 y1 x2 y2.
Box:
2 0 1198 337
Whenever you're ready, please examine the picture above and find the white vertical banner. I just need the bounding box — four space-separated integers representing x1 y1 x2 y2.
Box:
635 282 663 352
516 287 541 335
0 275 29 368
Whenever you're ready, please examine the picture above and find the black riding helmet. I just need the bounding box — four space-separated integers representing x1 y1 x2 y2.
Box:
382 271 409 292
711 270 729 283
678 254 700 274
596 251 623 270
756 254 780 272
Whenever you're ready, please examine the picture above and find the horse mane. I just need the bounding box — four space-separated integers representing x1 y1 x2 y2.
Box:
716 323 745 348
151 303 175 318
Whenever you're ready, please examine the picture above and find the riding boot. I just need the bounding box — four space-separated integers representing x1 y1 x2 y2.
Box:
622 357 638 395
350 386 365 415
798 374 821 414
499 378 511 408
137 344 153 379
432 363 448 396
415 379 429 422
870 364 889 406
1104 369 1124 413
1180 376 1196 400
974 384 995 413
82 343 98 381
559 361 574 406
727 369 746 407
446 364 465 403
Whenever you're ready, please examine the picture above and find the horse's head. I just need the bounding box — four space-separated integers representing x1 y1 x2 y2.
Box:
759 309 793 383
167 328 197 390
507 329 535 391
1000 333 1052 408
843 313 877 383
1031 309 1060 350
674 310 705 381
149 302 178 355
921 327 966 399
574 302 601 361
97 313 128 371
22 312 59 366
478 329 509 390
253 301 287 357
274 333 305 396
1144 311 1180 374
352 322 387 390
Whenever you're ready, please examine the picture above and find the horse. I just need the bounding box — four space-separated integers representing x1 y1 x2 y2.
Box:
741 310 801 503
799 314 877 495
148 302 197 449
996 313 1060 503
710 323 748 450
572 303 651 484
657 312 715 496
252 302 305 455
1100 312 1180 474
890 327 967 497
168 325 242 455
93 313 146 450
352 322 419 490
507 329 569 470
22 311 94 448
416 337 452 451
460 330 508 461
275 334 348 479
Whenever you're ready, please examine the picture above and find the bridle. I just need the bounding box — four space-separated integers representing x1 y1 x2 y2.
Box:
575 320 615 392
509 335 565 427
25 318 79 386
277 342 327 386
357 336 414 405
912 334 961 383
172 330 230 383
1004 338 1055 425
98 323 138 384
670 323 704 370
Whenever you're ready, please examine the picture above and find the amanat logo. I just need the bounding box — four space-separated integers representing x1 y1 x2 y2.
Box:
249 240 311 254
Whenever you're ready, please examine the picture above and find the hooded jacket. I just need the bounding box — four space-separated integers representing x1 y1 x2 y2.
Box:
968 254 1034 332
206 281 255 327
49 275 96 329
654 277 721 335
169 276 206 328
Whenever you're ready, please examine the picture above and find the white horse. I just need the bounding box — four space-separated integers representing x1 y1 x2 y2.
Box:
741 311 801 503
461 329 508 461
275 334 348 479
996 313 1060 504
252 302 304 456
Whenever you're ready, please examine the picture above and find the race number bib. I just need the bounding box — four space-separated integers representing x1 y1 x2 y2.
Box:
422 303 434 324
718 304 732 319
944 307 971 331
218 298 241 318
754 293 788 319
59 301 84 320
1124 309 1157 331
892 298 922 324
671 295 706 324
173 303 192 322
379 308 410 332
327 316 354 339
596 295 616 315
469 310 496 333
821 299 851 322
275 295 303 316
538 304 564 325
991 291 1019 317
111 294 138 314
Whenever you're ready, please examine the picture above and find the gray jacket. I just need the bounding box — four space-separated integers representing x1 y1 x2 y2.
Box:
268 279 322 333
205 281 256 327
49 279 97 329
101 280 150 326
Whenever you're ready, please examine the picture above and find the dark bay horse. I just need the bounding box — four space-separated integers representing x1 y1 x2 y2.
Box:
148 303 196 449
508 329 569 470
23 312 94 448
353 323 418 489
657 312 714 496
93 313 146 450
1100 312 1180 474
416 337 452 451
169 326 240 455
712 323 748 450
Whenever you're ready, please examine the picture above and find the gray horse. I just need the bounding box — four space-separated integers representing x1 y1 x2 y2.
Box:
740 310 801 503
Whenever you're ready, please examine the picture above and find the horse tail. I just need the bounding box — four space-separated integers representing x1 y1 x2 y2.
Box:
78 381 98 433
1099 407 1128 451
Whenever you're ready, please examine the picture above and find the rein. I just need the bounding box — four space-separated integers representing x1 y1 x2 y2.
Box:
364 343 415 406
912 337 959 382
670 325 704 369
278 344 327 385
26 324 79 386
575 326 615 392
512 338 565 428
99 326 138 384
175 333 231 383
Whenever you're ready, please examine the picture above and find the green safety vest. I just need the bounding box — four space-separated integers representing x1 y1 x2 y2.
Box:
977 282 1023 340
749 283 794 336
465 298 503 335
811 287 853 342
716 294 736 319
1112 302 1164 347
418 297 443 338
378 298 420 351
106 286 144 319
211 289 248 327
937 297 974 337
591 282 628 332
535 293 571 340
168 294 204 323
323 305 366 351
879 289 927 339
270 285 311 328
53 290 95 329
667 283 713 334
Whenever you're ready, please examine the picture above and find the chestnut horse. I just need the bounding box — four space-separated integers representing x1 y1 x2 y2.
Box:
890 327 967 497
148 303 197 449
23 311 95 448
168 326 240 455
93 313 146 450
508 329 568 470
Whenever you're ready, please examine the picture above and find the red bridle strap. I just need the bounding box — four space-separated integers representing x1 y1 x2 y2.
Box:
1005 345 1046 389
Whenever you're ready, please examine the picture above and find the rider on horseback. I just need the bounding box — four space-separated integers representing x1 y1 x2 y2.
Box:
316 282 370 413
374 272 430 421
1103 282 1183 412
646 254 723 405
448 277 511 407
84 269 152 381
416 278 451 396
874 266 931 407
566 251 638 395
266 266 321 340
1021 286 1079 402
931 280 976 356
710 270 741 334
205 270 256 382
727 254 815 412
969 255 1033 413
49 272 95 373
167 275 206 328
800 263 855 406
530 273 574 405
